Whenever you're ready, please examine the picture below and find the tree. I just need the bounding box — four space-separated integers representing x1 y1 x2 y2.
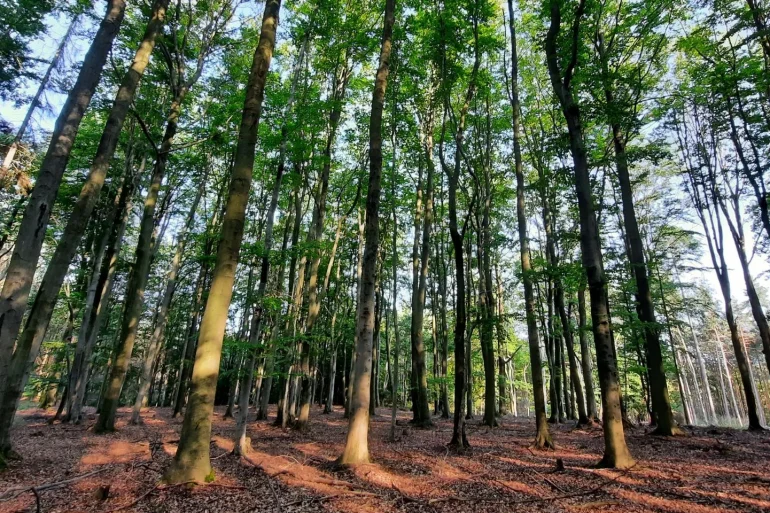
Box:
338 0 395 466
0 0 128 462
544 0 635 468
506 0 553 447
163 0 282 484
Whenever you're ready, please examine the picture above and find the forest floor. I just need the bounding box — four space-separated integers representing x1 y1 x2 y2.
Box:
1 405 769 513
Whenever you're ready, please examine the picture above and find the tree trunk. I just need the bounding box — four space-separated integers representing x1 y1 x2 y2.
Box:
0 1 127 426
0 1 167 454
296 59 350 430
130 176 205 424
507 0 552 447
597 35 678 434
234 150 286 452
164 0 281 483
67 156 141 423
97 90 186 433
338 0 394 465
545 0 635 468
410 146 433 426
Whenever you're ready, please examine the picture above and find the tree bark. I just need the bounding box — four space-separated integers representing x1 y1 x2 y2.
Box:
130 175 205 424
67 155 141 423
338 0 395 465
507 0 552 447
545 0 635 468
0 0 127 416
164 0 281 483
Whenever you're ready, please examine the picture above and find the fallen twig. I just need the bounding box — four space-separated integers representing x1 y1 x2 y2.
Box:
0 467 109 501
282 494 336 507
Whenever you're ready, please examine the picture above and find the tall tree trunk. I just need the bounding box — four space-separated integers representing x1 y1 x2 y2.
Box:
164 0 281 483
130 177 205 424
0 1 167 454
97 89 187 433
233 116 289 453
296 60 351 430
67 155 141 423
173 254 208 417
507 0 552 446
0 1 127 423
338 0 395 465
545 0 635 468
599 46 678 434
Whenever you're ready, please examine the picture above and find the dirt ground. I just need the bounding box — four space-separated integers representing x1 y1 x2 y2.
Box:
1 405 769 513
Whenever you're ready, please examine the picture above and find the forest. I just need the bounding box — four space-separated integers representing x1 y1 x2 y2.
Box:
0 0 769 511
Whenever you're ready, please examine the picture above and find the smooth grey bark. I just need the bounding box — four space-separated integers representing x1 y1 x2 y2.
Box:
545 0 634 467
338 0 394 465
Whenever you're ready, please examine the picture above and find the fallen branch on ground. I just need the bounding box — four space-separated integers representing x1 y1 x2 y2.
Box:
109 481 248 512
0 467 109 501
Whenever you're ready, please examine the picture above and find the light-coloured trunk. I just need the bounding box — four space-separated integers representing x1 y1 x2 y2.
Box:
338 0 394 465
164 0 280 483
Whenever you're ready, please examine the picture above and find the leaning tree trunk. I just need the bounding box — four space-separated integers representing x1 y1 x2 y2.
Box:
163 0 281 484
602 61 678 434
545 0 634 468
338 0 395 466
0 0 127 406
233 124 288 453
130 178 205 424
67 156 141 423
507 0 552 448
96 92 185 433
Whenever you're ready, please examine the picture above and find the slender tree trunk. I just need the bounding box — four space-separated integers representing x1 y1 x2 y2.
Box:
598 39 678 434
67 155 141 423
97 90 187 433
130 178 204 424
338 0 395 465
545 0 634 468
164 0 281 483
0 1 128 430
576 287 597 421
410 146 433 426
556 289 588 424
0 1 167 454
173 256 207 417
390 204 401 440
233 144 287 453
507 0 552 448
